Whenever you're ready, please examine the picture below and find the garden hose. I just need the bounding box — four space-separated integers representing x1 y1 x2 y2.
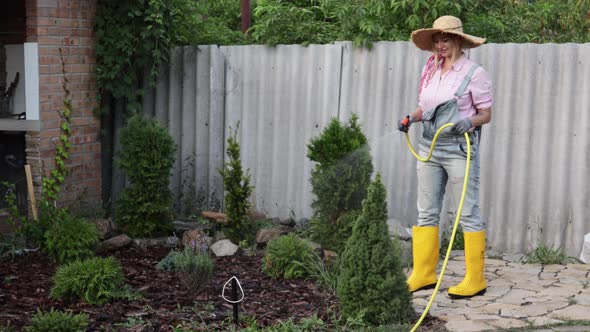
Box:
403 123 471 332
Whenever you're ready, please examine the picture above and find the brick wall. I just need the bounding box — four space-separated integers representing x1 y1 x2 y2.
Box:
25 0 101 208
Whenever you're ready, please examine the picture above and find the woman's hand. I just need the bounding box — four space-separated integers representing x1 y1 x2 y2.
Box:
451 118 473 134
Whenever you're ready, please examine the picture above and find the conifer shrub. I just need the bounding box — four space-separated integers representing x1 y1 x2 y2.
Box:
25 308 89 332
307 113 373 252
263 234 317 279
51 256 126 305
44 214 99 264
115 114 176 237
337 174 413 325
218 123 254 245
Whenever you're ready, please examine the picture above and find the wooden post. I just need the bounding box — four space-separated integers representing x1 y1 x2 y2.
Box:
24 164 37 221
241 0 251 34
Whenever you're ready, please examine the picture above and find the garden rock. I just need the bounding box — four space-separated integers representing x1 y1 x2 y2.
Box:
202 211 227 224
97 234 132 253
181 229 212 252
134 236 179 249
173 220 213 233
323 250 338 266
277 217 296 227
255 226 293 246
93 217 115 239
211 239 239 257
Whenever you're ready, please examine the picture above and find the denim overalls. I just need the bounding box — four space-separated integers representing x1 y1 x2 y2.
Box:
416 64 483 232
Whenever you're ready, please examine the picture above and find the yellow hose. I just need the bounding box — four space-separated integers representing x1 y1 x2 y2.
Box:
405 123 471 332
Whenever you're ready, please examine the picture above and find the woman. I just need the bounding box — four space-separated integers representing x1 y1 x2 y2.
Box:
398 16 493 298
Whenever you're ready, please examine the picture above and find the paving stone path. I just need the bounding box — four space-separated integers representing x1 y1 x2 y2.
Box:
410 255 590 331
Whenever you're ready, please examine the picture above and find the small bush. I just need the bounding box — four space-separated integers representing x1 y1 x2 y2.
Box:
337 174 413 325
218 123 254 245
522 243 576 265
175 248 214 294
44 214 98 264
156 250 183 272
307 113 373 253
51 256 126 305
263 234 317 279
24 308 88 332
304 253 339 293
157 248 214 294
115 114 176 237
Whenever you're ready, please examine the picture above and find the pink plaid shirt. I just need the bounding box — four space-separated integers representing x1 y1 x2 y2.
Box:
418 55 493 119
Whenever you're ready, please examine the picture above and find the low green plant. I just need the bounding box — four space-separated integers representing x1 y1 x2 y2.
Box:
522 243 576 265
115 114 176 237
263 234 317 279
303 253 339 293
337 174 413 325
157 248 214 293
51 256 126 305
24 308 89 332
174 248 214 294
44 214 99 264
238 314 325 332
440 224 465 256
218 123 255 245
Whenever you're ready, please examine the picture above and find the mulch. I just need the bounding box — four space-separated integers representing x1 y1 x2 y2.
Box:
0 245 447 331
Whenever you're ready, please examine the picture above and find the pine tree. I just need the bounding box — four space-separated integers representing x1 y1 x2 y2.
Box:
337 174 414 325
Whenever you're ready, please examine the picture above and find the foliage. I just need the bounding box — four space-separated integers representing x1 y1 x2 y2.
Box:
440 223 464 256
51 256 127 305
303 253 339 293
42 49 72 202
307 114 373 252
337 174 413 325
174 248 214 294
115 114 176 237
250 0 339 46
464 0 590 44
522 243 576 265
44 214 99 264
263 234 317 279
96 0 199 112
157 248 214 293
24 308 89 332
218 123 254 245
238 314 325 332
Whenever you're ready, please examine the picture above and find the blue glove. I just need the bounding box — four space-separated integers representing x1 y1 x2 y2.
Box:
451 118 472 134
398 115 414 133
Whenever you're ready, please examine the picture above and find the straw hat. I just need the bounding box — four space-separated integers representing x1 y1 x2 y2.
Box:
411 16 485 51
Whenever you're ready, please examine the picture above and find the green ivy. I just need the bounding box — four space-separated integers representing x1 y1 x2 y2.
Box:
42 49 72 202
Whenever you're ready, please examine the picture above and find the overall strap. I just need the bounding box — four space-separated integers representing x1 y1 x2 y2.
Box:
454 64 480 99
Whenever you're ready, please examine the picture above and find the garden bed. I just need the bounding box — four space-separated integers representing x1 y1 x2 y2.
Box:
0 244 447 331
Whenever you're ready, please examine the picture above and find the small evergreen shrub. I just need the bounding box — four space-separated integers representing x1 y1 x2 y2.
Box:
337 174 413 325
174 248 214 294
157 248 214 293
25 308 88 332
263 234 317 279
44 214 99 264
156 250 183 272
115 114 176 237
218 123 254 245
51 256 126 305
307 113 373 252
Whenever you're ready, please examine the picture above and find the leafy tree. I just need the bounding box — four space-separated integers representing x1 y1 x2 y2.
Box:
307 114 373 252
337 174 413 325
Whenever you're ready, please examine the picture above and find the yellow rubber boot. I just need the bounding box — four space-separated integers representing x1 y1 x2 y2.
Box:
407 226 439 292
448 230 487 298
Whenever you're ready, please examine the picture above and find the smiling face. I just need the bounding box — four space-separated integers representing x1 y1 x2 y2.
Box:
432 33 463 59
